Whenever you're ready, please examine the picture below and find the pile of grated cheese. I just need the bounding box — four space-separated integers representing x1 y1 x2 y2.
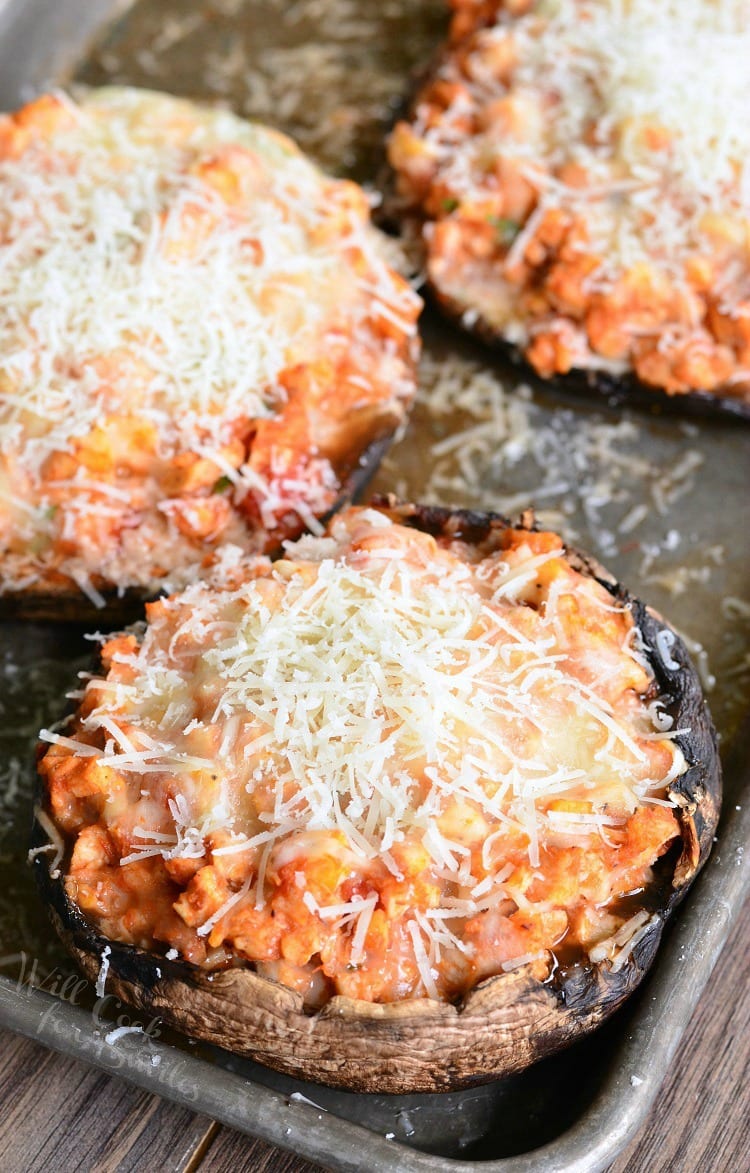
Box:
513 0 750 205
397 0 750 385
43 508 686 976
438 0 750 276
0 87 418 595
0 89 341 469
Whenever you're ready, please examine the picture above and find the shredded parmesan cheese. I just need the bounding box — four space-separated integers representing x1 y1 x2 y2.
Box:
95 946 111 998
0 87 419 595
390 0 750 396
45 508 688 1002
655 630 681 672
104 1024 145 1045
30 807 64 879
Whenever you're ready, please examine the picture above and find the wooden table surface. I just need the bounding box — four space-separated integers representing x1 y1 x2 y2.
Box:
1 897 748 1173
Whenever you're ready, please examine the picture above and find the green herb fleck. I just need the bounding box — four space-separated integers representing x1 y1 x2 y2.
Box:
441 197 459 214
212 475 232 494
489 216 520 247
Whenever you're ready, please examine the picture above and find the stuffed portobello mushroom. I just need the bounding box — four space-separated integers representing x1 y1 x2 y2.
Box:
0 87 421 621
33 501 720 1092
387 0 750 418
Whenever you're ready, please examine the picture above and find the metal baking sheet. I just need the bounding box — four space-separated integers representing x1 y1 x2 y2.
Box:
1 2 749 1169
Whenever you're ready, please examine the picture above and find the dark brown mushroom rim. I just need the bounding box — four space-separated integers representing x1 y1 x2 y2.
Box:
31 500 722 1094
0 428 399 626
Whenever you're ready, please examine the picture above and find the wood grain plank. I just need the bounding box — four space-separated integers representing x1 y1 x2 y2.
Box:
0 1030 214 1173
610 895 750 1173
196 1130 322 1173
